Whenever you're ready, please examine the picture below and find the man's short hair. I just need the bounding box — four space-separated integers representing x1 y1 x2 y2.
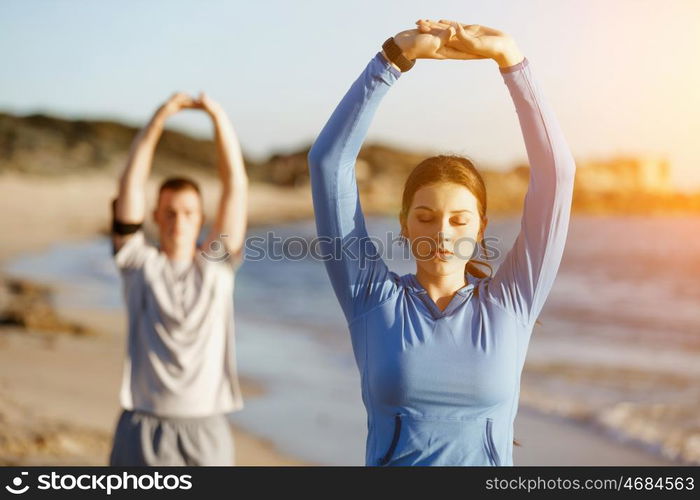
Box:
157 176 203 207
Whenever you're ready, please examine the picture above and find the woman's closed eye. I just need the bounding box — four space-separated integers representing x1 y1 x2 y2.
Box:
416 217 469 226
448 215 470 225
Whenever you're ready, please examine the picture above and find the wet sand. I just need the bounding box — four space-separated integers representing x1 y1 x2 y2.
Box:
0 307 308 466
514 407 674 466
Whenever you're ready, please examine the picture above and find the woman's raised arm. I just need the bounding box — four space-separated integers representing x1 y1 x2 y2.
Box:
487 56 576 330
307 26 480 323
307 52 402 324
419 19 576 330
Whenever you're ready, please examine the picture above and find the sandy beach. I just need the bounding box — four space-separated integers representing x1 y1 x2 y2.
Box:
0 171 686 466
0 308 307 466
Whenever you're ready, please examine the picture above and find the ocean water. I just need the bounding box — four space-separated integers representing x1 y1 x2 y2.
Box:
4 215 700 464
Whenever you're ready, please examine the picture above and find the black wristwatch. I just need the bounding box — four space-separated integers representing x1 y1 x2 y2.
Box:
382 37 415 72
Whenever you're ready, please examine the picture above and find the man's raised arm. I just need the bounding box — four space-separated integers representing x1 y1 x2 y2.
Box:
112 92 197 254
197 93 248 267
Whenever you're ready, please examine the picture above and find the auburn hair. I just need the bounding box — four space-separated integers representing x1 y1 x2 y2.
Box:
399 155 493 281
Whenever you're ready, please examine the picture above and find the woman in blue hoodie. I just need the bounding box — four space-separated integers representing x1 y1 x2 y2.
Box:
307 19 576 466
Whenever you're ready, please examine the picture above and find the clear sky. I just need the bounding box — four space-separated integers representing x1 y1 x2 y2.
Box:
1 0 698 190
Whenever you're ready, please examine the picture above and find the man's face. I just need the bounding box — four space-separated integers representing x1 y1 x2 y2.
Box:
153 188 204 252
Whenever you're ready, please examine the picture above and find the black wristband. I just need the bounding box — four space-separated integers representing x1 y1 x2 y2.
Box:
382 37 415 72
111 198 143 235
112 218 143 235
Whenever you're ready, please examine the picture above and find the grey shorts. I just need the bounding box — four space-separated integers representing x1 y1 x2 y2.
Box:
109 409 234 466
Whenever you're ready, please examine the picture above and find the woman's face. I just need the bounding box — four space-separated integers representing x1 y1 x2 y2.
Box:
403 182 485 277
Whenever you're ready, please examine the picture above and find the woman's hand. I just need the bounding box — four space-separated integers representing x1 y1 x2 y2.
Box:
416 19 524 68
390 27 490 61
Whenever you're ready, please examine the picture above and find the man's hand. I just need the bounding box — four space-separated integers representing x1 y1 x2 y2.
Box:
194 91 225 121
156 92 199 120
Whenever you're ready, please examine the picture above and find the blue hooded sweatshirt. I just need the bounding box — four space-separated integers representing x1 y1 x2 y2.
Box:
308 52 576 466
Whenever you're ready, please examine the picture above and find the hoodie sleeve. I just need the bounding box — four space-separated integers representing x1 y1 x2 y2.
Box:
307 53 402 325
485 57 576 330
